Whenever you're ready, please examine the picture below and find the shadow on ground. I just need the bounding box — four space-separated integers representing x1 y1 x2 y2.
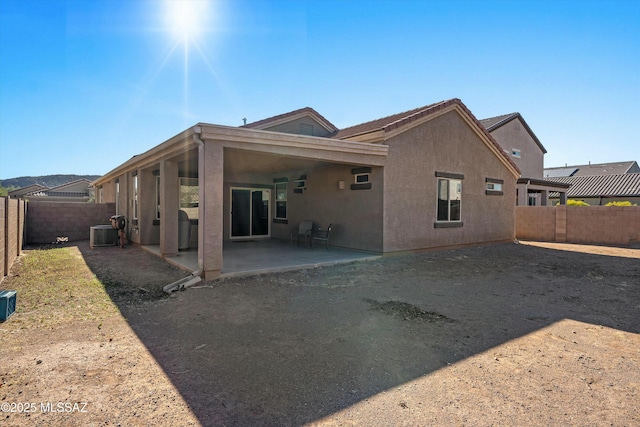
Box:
78 241 640 426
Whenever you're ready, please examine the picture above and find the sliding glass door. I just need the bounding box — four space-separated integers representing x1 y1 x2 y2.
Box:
230 188 270 239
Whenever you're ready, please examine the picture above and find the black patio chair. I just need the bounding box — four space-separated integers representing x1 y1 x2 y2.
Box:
312 224 333 250
291 220 314 247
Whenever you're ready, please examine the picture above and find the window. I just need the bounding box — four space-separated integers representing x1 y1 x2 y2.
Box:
437 178 462 222
275 182 287 220
115 181 120 214
179 178 199 219
98 187 103 203
511 149 521 158
133 174 138 220
485 178 504 195
155 175 161 220
351 167 372 190
354 173 370 184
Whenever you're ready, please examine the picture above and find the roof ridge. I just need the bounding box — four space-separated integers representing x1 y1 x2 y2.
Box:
338 99 452 136
242 107 337 131
480 112 520 131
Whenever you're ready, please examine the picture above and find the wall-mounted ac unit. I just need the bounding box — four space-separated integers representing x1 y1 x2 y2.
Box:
90 225 116 248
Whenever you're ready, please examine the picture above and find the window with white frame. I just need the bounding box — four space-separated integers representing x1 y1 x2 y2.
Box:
155 175 161 220
133 174 138 220
275 182 287 220
436 174 462 223
115 181 120 214
485 178 504 195
354 172 370 184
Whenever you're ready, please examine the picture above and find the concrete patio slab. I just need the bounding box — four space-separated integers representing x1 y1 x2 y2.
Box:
141 239 380 279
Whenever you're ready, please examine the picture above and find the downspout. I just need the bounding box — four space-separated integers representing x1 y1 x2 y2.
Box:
163 126 205 293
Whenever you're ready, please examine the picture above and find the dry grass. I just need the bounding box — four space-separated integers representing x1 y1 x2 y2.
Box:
2 246 118 330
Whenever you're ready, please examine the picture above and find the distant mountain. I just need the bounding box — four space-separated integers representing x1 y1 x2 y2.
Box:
0 174 100 189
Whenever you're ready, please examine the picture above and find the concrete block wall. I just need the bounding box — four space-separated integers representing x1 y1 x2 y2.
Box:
26 202 116 244
1 197 25 282
515 206 556 242
516 206 640 247
566 206 640 246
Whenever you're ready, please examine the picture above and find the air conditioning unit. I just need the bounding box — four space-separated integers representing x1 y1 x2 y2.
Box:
90 225 117 248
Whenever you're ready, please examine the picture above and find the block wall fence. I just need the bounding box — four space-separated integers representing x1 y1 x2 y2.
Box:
25 202 115 245
516 205 640 247
1 197 26 282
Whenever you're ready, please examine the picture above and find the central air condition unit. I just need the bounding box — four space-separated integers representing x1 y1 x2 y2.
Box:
90 225 117 248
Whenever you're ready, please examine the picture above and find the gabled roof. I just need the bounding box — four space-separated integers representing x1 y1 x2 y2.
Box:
332 98 520 177
479 112 547 154
333 100 462 140
544 161 639 177
48 178 92 191
242 107 338 133
8 184 48 197
544 167 579 178
548 173 640 198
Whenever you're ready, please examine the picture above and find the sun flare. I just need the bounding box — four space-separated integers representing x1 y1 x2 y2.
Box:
165 0 209 44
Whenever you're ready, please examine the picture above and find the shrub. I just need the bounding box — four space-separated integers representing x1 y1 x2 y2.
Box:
605 201 637 206
566 199 590 206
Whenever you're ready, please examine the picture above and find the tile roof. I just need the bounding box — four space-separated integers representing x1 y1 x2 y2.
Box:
331 98 520 175
544 161 639 177
332 99 453 139
242 107 338 132
548 173 640 198
479 112 547 154
479 113 520 131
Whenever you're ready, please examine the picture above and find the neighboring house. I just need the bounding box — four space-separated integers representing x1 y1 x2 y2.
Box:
543 161 640 205
546 172 640 205
92 98 520 280
8 184 48 199
544 160 640 178
480 113 570 206
12 179 93 203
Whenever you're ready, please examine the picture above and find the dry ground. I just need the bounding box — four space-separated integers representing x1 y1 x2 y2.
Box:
0 240 638 426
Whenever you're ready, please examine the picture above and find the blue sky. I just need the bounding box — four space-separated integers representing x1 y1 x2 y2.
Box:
1 0 638 179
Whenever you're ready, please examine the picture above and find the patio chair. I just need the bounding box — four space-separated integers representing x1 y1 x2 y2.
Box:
291 220 314 247
312 224 333 250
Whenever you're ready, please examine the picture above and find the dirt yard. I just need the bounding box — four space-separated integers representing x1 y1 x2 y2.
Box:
1 240 638 426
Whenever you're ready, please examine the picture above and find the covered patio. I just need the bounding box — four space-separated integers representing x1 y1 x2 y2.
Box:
142 239 380 279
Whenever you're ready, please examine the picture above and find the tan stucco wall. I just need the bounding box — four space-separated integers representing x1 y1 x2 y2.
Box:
222 163 384 252
382 111 517 252
276 164 384 252
490 119 544 178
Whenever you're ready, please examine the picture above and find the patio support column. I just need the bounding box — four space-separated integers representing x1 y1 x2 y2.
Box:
160 159 179 257
517 184 528 206
201 142 223 280
559 191 567 205
540 190 548 206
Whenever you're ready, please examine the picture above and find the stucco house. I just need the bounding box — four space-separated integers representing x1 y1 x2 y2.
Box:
480 113 569 206
10 179 93 203
92 98 520 280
